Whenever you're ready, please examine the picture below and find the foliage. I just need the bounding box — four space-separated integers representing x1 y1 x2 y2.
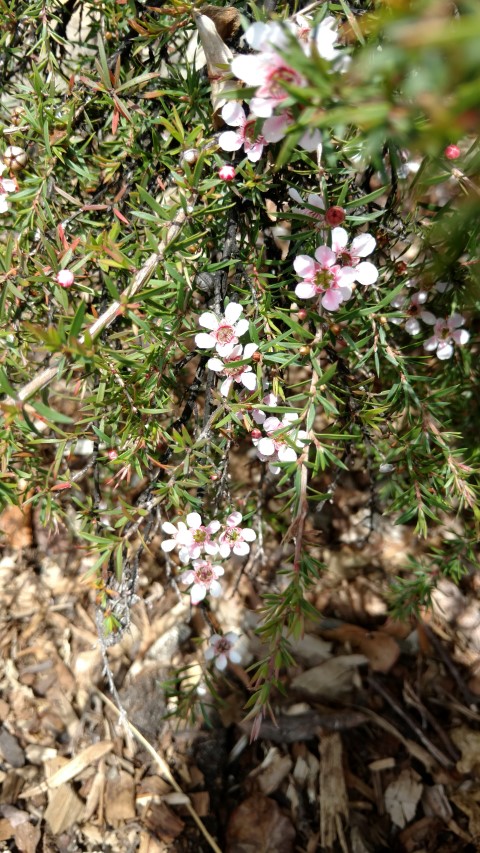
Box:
0 0 479 729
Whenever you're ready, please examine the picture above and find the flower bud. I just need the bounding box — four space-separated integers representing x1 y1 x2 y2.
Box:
219 164 236 181
325 205 346 226
107 449 118 461
55 269 75 288
3 145 28 172
299 345 310 356
11 107 25 126
297 309 308 321
183 148 199 165
444 144 460 160
251 428 262 440
252 351 261 363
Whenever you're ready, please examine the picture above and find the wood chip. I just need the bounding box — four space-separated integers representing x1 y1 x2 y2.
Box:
319 733 349 850
105 768 136 826
21 741 113 798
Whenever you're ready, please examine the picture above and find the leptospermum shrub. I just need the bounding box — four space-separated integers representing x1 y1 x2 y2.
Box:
0 0 479 726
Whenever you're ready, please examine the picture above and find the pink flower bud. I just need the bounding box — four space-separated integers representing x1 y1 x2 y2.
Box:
297 309 308 321
444 144 460 160
55 269 75 288
251 428 262 440
325 205 346 226
219 165 236 181
107 449 118 460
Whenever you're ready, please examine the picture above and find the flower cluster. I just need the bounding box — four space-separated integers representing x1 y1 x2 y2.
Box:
0 161 17 214
294 226 378 312
161 511 256 604
195 302 259 397
252 395 309 474
219 16 339 162
391 286 470 359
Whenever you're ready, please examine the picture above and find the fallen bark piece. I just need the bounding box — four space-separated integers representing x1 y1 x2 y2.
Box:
384 768 423 829
21 740 113 797
319 733 349 850
291 654 367 701
105 768 136 826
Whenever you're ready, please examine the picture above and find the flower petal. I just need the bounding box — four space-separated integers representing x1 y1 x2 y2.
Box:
351 232 376 257
224 302 243 324
195 332 216 349
207 357 224 372
331 227 348 252
198 311 219 330
322 290 343 311
218 130 243 152
257 437 275 456
241 372 257 391
294 254 315 277
230 55 264 86
190 584 206 604
209 580 223 598
315 245 336 267
354 261 378 285
243 342 258 359
221 102 245 126
295 281 317 300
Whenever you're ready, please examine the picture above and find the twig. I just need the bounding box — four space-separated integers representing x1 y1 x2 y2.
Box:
95 689 223 853
8 201 193 405
421 621 480 706
368 675 453 768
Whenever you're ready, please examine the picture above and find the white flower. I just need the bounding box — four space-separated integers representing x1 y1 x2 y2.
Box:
195 302 249 357
252 414 309 474
331 227 378 285
391 290 428 335
218 512 257 558
181 560 224 605
252 393 280 424
204 632 242 671
421 312 470 360
161 512 220 563
207 343 258 397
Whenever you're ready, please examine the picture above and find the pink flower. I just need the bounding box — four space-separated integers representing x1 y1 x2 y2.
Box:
252 393 279 424
207 343 258 397
444 144 460 160
55 269 75 288
218 104 266 162
421 312 470 360
181 559 224 605
230 52 306 118
288 188 326 226
331 227 378 285
294 246 356 311
262 113 322 153
218 512 256 558
195 302 249 357
252 414 309 474
204 632 241 670
219 164 236 181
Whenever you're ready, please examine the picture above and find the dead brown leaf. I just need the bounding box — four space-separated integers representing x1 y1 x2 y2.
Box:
321 623 400 674
384 768 423 829
226 795 295 853
291 654 367 701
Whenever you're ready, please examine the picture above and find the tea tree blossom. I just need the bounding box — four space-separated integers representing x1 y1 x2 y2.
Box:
218 512 257 558
230 51 306 118
0 161 17 213
421 312 470 360
195 302 249 357
331 227 379 285
181 559 224 605
391 290 428 335
205 632 241 671
218 104 266 163
161 513 220 562
294 247 356 311
207 343 258 396
252 414 309 474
